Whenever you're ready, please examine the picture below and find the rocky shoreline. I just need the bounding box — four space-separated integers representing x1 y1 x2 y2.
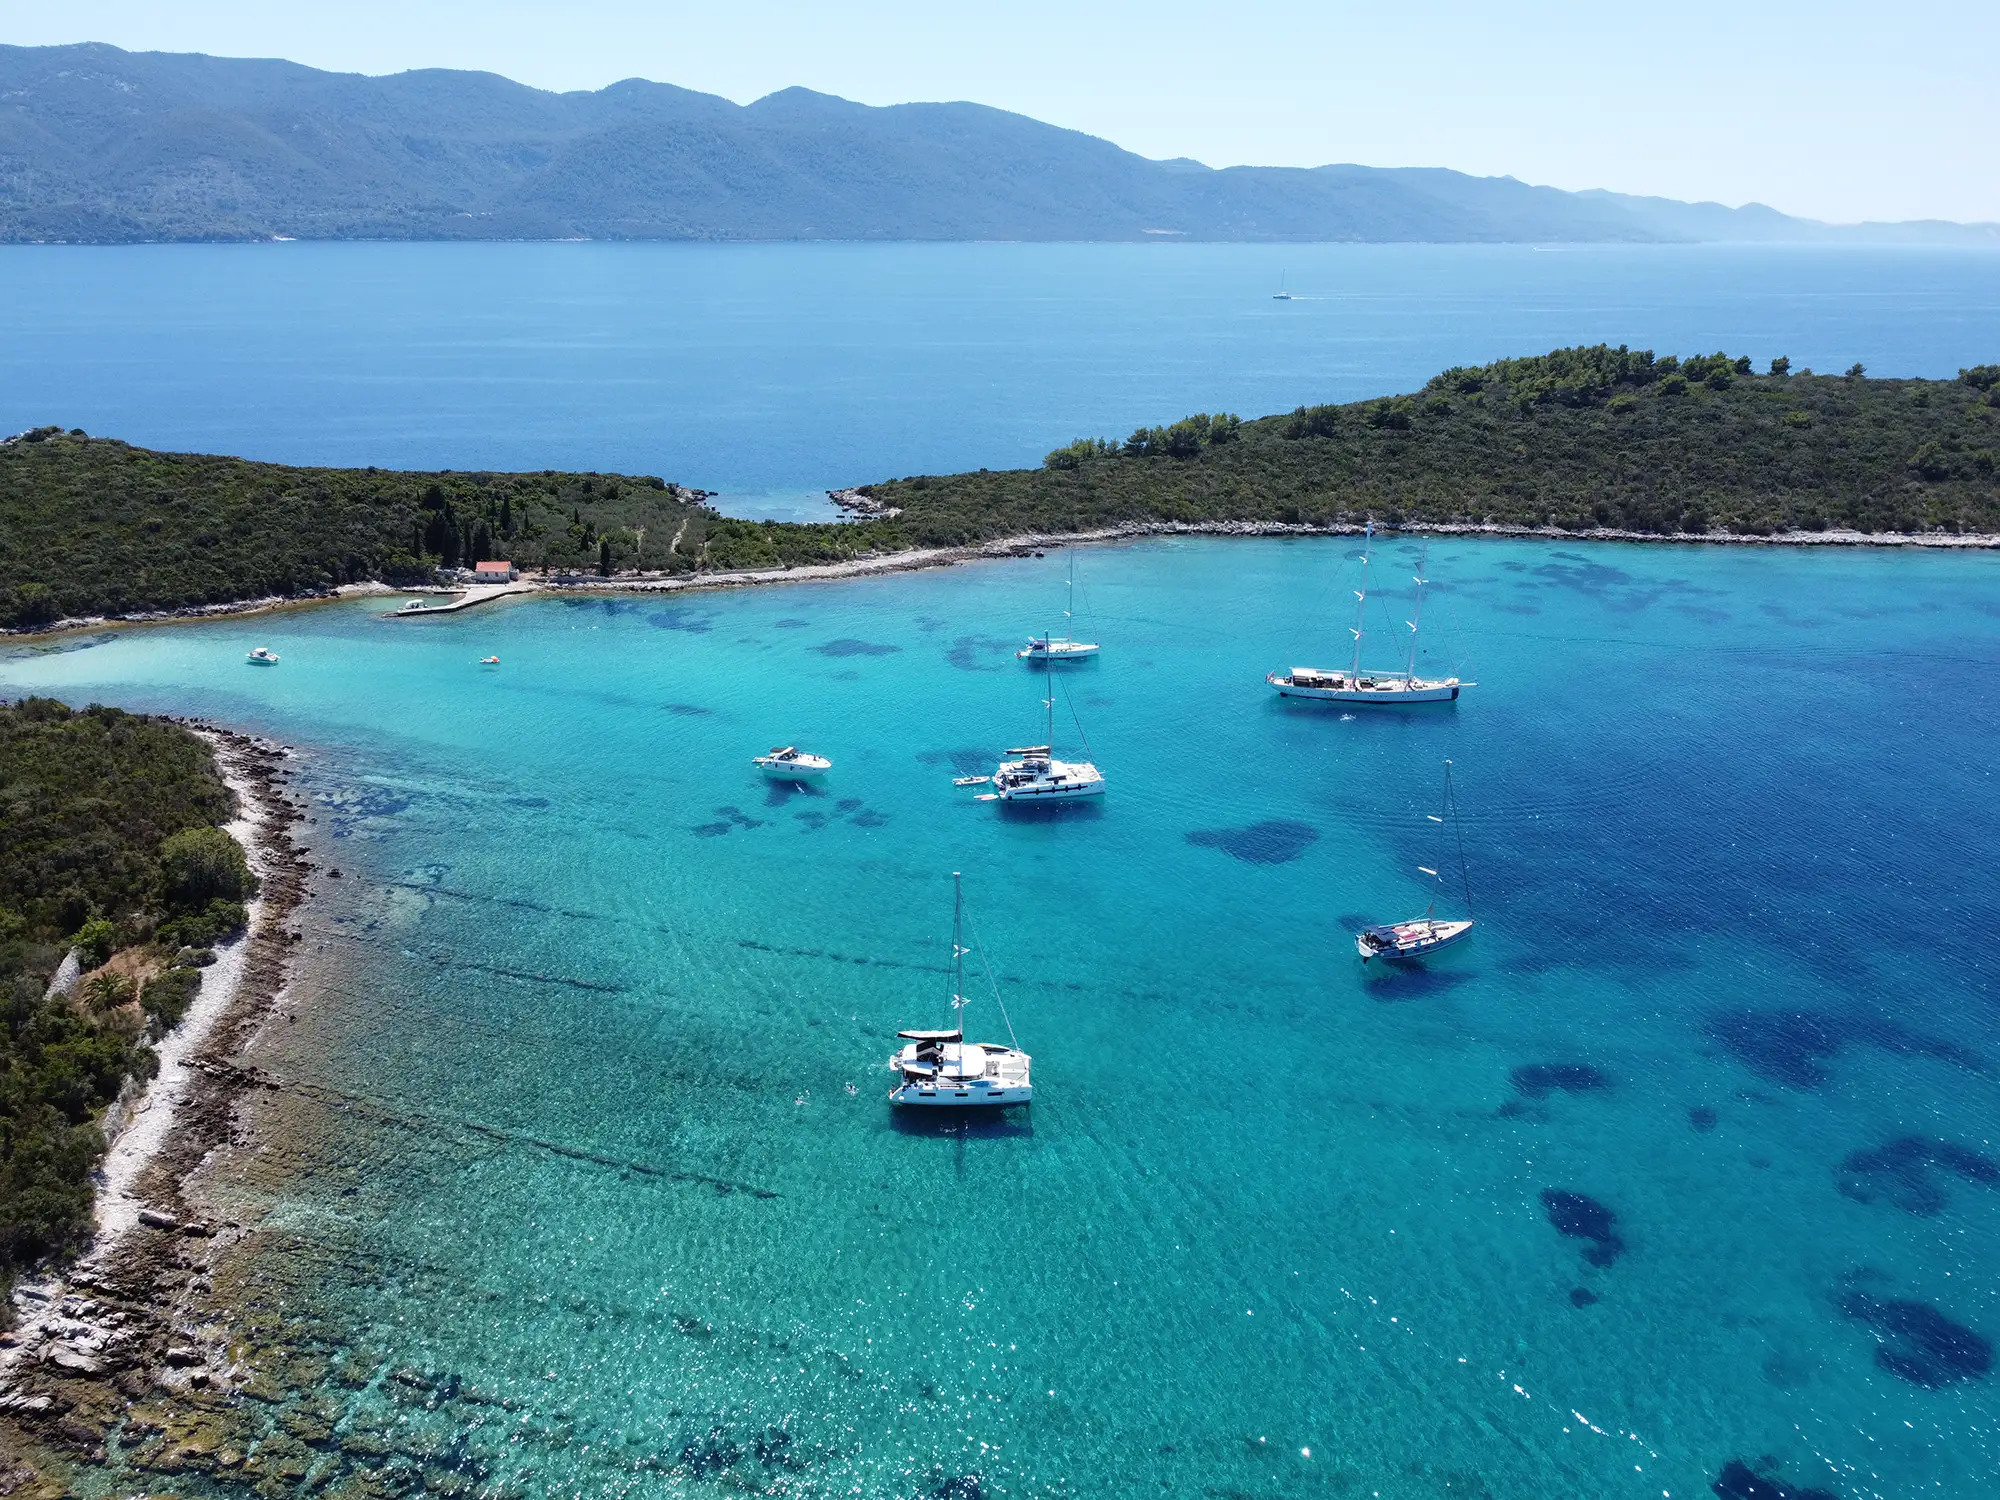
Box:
6 518 1996 641
0 727 313 1493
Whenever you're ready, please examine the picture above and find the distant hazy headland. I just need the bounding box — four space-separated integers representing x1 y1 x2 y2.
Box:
3 43 1997 246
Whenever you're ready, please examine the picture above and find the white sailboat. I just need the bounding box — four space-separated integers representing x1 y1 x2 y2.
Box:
1357 760 1476 962
963 666 1106 802
1017 551 1099 662
1266 523 1469 704
888 873 1033 1108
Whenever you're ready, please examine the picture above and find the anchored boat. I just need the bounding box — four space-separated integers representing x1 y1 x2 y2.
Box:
1267 524 1469 704
754 745 831 780
246 647 280 665
964 667 1105 802
1018 550 1100 662
1357 760 1476 962
888 873 1032 1108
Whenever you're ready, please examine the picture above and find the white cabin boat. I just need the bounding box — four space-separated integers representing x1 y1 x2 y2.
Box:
246 647 280 665
1357 760 1477 963
889 874 1032 1108
1018 551 1099 662
753 745 831 779
1267 524 1468 705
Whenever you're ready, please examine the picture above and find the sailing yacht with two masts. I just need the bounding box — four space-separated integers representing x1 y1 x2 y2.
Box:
1357 760 1476 962
888 873 1033 1108
1267 523 1469 704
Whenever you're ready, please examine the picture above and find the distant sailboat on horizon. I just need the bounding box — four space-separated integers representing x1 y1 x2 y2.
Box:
1273 270 1293 301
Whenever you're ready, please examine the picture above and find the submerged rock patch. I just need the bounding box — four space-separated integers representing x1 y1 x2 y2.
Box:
1836 1136 2000 1216
1185 820 1319 865
648 607 715 633
1710 1458 1841 1500
1540 1189 1625 1267
1510 1063 1610 1100
1708 1008 1981 1090
813 638 901 657
663 702 714 717
1837 1283 1992 1388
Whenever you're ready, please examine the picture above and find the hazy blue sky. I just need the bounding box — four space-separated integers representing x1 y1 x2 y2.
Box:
16 1 1998 223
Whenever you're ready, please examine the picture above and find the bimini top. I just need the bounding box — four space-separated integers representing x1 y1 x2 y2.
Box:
1002 745 1051 758
897 1029 963 1043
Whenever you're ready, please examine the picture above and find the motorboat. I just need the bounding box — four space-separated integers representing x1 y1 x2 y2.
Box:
1267 523 1470 704
888 873 1032 1108
479 656 500 665
754 745 831 780
246 647 280 665
1356 760 1477 962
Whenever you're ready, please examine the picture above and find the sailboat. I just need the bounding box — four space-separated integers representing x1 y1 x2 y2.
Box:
961 665 1105 802
888 873 1033 1107
1357 761 1476 962
1017 551 1099 662
1266 523 1469 704
1273 271 1293 301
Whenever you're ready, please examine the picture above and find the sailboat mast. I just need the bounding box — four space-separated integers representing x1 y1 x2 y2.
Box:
1350 521 1373 680
1044 662 1055 750
951 871 965 1031
1065 553 1074 632
1445 760 1473 915
1404 541 1430 682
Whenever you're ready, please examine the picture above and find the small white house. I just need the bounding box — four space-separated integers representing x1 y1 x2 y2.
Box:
473 560 518 583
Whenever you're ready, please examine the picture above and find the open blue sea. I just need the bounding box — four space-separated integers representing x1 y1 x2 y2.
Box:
4 536 1998 1499
3 241 1999 517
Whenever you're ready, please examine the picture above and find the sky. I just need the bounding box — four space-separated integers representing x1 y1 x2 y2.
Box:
11 0 1999 224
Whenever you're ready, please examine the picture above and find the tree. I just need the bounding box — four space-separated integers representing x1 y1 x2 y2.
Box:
158 826 255 910
1770 356 1791 377
1846 362 1867 380
598 537 613 576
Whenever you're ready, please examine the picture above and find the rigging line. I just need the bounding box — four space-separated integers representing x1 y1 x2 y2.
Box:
1446 760 1474 915
962 906 1021 1051
1058 669 1093 760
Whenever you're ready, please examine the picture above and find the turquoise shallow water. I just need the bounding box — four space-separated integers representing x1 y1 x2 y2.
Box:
4 537 1999 1498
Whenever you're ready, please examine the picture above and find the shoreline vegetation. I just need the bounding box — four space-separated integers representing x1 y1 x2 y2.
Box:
4 346 1998 637
0 712 309 1491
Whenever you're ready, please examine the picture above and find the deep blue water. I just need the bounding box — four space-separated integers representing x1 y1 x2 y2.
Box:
5 537 1997 1498
2 242 1998 517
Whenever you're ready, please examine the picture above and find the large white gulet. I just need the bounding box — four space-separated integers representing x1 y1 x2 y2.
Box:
960 666 1106 803
1267 523 1469 704
888 873 1033 1108
1017 550 1100 662
1357 760 1477 962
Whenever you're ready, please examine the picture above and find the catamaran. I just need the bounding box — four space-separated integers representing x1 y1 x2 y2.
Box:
960 667 1105 802
1018 551 1099 662
753 745 831 780
1357 760 1476 962
1267 523 1469 704
888 872 1032 1108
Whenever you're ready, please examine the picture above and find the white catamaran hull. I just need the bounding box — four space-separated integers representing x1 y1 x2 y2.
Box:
994 777 1104 802
888 1077 1033 1107
1268 672 1461 704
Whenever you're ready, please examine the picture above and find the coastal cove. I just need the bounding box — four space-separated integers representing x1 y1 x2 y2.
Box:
0 534 1995 1498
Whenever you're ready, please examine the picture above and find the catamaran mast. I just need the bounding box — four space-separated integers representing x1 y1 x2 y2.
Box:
1350 521 1373 680
1404 542 1430 683
951 871 966 1033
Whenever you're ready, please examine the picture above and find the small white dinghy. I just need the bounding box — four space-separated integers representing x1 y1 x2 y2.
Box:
753 745 831 780
1357 759 1477 962
246 647 280 665
889 873 1032 1109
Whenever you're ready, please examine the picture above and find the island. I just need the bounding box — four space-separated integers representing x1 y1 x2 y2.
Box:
4 346 1997 631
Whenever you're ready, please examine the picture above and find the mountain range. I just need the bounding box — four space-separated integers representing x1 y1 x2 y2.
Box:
3 43 1994 246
